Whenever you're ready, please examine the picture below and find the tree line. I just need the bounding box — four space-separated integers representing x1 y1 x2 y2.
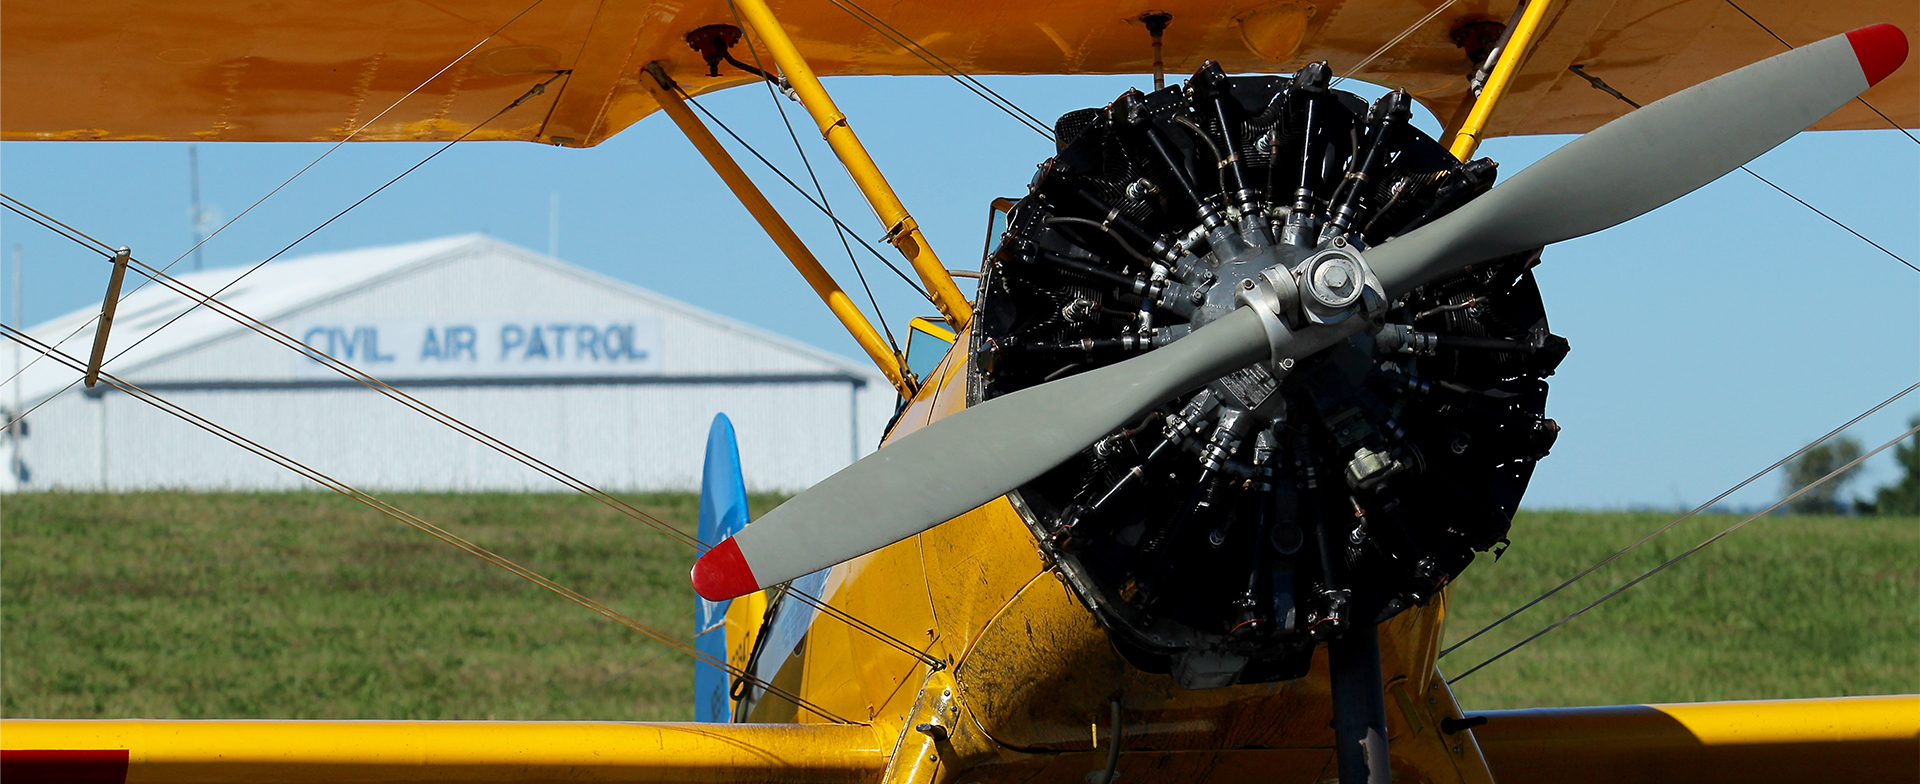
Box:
1786 415 1919 515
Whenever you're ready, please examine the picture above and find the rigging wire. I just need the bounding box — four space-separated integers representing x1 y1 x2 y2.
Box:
729 0 904 355
1740 167 1917 273
1564 64 1917 273
0 204 122 425
4 208 943 675
1439 380 1920 659
168 0 562 268
5 79 945 671
100 69 575 376
1 71 579 432
1447 420 1920 684
2 198 113 255
2 194 946 670
675 86 934 303
1332 0 1467 86
645 46 953 663
0 197 124 392
0 323 856 725
1720 0 1920 147
0 205 703 549
0 0 556 390
655 82 968 664
821 0 1055 140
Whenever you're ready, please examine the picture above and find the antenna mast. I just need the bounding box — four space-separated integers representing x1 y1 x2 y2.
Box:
189 144 205 272
9 244 22 484
548 192 560 258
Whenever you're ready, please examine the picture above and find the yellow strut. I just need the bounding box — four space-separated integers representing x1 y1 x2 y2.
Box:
1447 0 1556 161
643 65 914 398
730 0 975 331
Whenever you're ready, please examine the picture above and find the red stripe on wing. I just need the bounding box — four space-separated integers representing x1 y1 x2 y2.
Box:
0 749 130 784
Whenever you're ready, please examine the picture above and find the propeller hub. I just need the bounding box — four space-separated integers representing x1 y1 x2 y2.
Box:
1296 246 1383 325
1319 264 1349 290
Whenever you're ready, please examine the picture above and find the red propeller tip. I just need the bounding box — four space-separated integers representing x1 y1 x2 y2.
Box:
1846 24 1908 87
691 537 760 601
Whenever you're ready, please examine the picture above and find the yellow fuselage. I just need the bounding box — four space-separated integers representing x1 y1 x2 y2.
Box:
728 330 1493 783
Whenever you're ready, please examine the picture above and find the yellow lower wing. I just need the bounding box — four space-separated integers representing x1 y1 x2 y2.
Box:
1476 695 1920 784
3 695 1913 782
0 719 883 783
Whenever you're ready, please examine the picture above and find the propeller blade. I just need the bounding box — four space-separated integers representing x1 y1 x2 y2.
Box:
689 23 1909 602
1367 23 1908 297
691 308 1271 601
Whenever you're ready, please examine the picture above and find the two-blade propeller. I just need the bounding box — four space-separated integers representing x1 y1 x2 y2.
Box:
693 24 1907 602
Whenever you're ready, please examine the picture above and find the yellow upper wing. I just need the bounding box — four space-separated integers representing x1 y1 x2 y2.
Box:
2 0 1913 146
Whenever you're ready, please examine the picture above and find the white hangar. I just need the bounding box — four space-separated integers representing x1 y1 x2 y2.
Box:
1 235 895 493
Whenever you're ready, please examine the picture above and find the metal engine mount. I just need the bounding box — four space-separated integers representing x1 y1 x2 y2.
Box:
969 62 1568 689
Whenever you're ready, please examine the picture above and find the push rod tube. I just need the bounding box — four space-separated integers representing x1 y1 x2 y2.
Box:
643 64 914 397
730 0 975 331
1447 0 1556 160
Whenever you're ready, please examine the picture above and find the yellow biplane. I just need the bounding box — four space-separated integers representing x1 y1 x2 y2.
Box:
2 0 1916 782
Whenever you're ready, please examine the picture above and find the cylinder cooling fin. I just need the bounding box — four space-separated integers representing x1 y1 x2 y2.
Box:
968 63 1569 689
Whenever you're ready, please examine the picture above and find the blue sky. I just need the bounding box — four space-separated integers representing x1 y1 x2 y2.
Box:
2 72 1915 509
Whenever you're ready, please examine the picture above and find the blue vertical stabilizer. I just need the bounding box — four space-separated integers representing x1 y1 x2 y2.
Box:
694 414 750 723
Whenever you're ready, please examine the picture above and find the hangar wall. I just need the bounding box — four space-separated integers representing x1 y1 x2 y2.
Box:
1 235 896 493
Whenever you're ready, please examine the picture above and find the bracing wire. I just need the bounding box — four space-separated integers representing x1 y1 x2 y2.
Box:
1446 421 1920 684
81 69 576 382
2 199 113 254
3 195 946 670
0 206 705 550
822 0 1055 141
674 87 934 303
167 0 560 268
0 323 857 725
2 72 595 495
728 0 905 355
0 0 555 390
1564 64 1916 273
1740 167 1917 273
5 31 950 672
1332 0 1466 86
0 203 125 426
1439 380 1920 659
1720 0 1920 147
0 197 120 391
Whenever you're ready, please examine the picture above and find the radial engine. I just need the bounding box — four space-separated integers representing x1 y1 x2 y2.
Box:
971 62 1569 689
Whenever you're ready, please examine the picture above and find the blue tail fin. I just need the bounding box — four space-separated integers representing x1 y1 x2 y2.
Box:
695 414 751 723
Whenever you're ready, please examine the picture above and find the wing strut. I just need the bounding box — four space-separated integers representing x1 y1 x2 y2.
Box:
1445 0 1558 159
730 0 976 331
643 64 915 397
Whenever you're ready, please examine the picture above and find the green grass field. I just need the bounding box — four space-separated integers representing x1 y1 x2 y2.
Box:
1 491 782 721
2 492 1914 719
1441 510 1917 709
